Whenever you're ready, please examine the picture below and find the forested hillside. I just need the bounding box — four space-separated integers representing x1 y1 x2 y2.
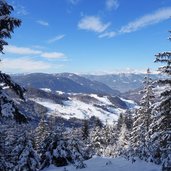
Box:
0 0 171 171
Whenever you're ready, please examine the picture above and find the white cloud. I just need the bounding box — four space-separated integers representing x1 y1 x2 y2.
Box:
48 34 65 43
106 0 119 11
37 20 49 26
78 16 110 33
98 31 116 38
4 45 42 55
120 7 171 33
41 52 65 59
1 58 51 73
4 45 66 60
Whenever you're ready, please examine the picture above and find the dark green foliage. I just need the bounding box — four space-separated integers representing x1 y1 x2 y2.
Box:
81 119 89 141
0 0 26 123
0 0 21 53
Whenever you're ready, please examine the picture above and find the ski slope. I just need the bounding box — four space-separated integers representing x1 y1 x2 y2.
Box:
43 156 160 171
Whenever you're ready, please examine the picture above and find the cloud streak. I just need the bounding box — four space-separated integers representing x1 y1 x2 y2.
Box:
78 16 110 33
37 20 49 26
41 52 65 59
99 31 116 38
48 34 65 43
120 7 171 33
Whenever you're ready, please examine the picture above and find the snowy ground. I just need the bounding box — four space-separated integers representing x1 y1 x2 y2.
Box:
42 156 160 171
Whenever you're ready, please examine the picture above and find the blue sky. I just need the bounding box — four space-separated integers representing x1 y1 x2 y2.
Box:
1 0 171 74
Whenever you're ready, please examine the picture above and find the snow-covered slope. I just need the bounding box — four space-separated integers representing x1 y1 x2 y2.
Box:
30 93 137 124
43 156 160 171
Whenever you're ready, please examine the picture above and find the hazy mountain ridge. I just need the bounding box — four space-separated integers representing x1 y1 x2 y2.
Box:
83 73 159 93
12 73 120 96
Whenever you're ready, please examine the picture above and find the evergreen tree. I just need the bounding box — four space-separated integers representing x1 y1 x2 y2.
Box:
130 69 155 160
117 113 125 131
0 0 26 123
0 0 21 52
102 121 112 148
34 117 50 153
149 33 171 170
40 127 87 169
0 123 14 170
140 68 155 132
124 110 133 131
117 123 130 156
0 122 36 171
94 117 103 128
13 132 40 171
115 112 132 157
81 118 89 141
90 125 104 156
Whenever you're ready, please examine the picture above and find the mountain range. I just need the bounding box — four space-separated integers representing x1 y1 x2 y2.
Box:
12 72 159 94
83 73 159 93
9 72 160 125
9 72 143 125
12 73 120 96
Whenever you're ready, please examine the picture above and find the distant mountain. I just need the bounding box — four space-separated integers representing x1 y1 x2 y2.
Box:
83 73 159 93
8 72 139 125
11 73 120 96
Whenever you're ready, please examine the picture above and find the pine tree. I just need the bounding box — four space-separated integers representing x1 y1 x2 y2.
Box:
94 117 103 128
13 132 40 171
0 120 22 170
0 122 35 171
140 68 155 132
115 112 132 157
102 121 112 148
34 117 50 153
117 123 130 156
90 125 103 156
130 69 155 160
0 123 13 170
40 127 87 169
149 32 171 170
0 0 26 123
81 118 89 141
0 0 21 52
101 122 117 157
117 113 125 131
124 110 133 131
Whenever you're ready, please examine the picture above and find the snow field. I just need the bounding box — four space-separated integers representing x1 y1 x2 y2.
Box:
30 95 127 124
43 156 161 171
